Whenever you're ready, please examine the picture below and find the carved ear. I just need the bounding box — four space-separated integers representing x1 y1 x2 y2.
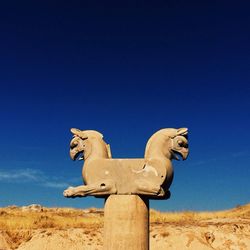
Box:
177 128 188 136
70 128 81 135
70 128 88 139
70 128 104 140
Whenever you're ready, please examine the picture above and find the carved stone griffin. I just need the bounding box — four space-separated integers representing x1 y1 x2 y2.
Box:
63 128 189 199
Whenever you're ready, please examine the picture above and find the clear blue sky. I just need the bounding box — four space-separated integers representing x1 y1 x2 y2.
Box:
0 1 249 211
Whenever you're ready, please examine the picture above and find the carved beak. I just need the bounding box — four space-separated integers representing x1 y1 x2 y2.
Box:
70 149 76 160
69 136 82 161
180 148 189 160
70 148 84 161
171 148 189 161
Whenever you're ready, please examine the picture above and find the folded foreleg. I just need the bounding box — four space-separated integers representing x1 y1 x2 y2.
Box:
63 180 117 198
132 179 165 197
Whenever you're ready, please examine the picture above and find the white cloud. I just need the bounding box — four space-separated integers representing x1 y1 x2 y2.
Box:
0 168 72 189
0 168 41 181
42 181 71 189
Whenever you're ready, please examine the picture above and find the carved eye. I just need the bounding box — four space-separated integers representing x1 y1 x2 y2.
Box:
177 140 188 148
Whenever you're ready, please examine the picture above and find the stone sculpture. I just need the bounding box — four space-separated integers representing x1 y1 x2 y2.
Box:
63 128 189 199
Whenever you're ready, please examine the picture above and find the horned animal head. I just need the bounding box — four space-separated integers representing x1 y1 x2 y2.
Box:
168 128 189 161
145 128 189 161
69 128 110 161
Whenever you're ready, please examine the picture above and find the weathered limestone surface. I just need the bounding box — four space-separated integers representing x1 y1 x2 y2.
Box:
64 128 189 199
63 127 189 250
104 195 149 250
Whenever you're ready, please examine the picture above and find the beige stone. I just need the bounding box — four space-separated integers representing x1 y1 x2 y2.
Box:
64 128 189 199
63 128 189 250
104 195 149 250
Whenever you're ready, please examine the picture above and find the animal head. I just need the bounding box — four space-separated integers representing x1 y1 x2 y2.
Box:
145 128 189 161
168 128 189 161
69 128 111 161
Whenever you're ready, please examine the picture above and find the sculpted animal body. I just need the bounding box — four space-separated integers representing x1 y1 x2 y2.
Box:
64 128 189 199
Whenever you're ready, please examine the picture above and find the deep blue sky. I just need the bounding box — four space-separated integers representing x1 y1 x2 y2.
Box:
0 1 249 211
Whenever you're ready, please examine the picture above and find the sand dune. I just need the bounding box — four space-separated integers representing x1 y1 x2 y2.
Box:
1 204 250 249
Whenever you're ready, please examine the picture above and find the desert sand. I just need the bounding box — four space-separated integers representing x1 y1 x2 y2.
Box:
0 203 249 250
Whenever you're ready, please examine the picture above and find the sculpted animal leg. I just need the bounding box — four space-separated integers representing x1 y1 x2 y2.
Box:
132 179 165 196
63 185 96 197
63 180 116 198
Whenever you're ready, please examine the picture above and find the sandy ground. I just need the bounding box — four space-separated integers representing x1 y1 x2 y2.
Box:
1 205 250 250
150 218 250 250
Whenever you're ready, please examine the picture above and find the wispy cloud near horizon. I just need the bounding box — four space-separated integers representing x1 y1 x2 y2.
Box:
0 168 41 181
0 168 73 189
41 181 71 189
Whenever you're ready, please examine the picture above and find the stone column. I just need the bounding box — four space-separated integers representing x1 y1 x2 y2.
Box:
104 195 149 250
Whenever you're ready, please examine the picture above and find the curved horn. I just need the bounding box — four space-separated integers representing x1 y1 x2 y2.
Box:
70 128 88 139
177 128 188 136
70 128 103 139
